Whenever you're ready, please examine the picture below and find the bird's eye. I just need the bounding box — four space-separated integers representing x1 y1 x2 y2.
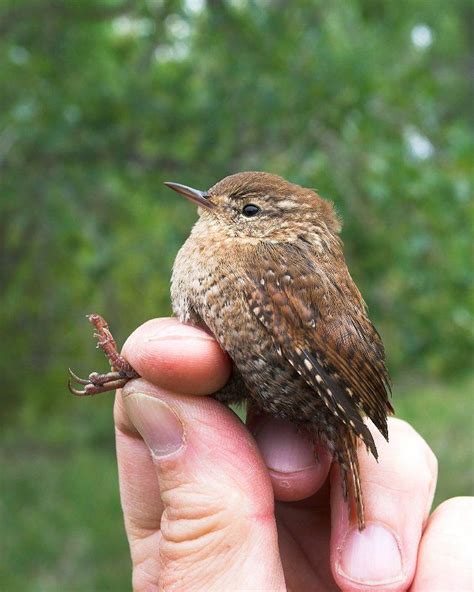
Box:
242 204 261 217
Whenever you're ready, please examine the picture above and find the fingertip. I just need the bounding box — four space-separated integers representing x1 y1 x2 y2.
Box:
122 318 232 395
330 418 438 591
410 497 474 592
250 416 332 502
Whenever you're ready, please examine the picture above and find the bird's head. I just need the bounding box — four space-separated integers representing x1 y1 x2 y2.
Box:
165 171 341 246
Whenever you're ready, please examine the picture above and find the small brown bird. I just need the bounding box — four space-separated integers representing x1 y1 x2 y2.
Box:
69 172 393 529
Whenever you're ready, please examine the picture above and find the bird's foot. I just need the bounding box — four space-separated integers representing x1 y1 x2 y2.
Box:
68 313 139 396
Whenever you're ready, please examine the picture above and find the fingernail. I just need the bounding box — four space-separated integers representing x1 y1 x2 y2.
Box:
148 323 216 342
124 393 185 458
253 418 316 473
338 524 403 585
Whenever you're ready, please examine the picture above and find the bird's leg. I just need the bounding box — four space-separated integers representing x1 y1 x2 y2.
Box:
68 313 139 396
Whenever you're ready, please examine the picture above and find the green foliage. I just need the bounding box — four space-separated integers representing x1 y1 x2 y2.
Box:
396 374 474 505
1 0 472 417
0 3 472 588
1 1 472 419
1 399 130 591
0 0 474 592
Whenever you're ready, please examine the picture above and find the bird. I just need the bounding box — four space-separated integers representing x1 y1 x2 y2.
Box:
69 171 393 530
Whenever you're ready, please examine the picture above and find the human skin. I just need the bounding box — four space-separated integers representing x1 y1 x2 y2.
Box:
114 318 474 592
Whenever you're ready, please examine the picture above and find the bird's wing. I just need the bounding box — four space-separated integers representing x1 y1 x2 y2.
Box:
245 244 392 456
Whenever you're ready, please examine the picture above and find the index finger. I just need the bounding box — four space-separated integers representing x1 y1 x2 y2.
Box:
121 317 232 395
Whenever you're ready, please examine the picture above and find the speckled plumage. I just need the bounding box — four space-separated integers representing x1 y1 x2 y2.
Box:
171 171 393 529
69 171 393 529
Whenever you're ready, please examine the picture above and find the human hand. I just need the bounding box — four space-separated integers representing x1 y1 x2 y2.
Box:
114 318 473 591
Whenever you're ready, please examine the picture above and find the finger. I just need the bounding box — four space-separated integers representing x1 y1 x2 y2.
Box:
115 390 164 537
330 418 438 591
410 497 474 591
248 413 332 502
116 378 286 592
115 317 232 549
121 318 232 395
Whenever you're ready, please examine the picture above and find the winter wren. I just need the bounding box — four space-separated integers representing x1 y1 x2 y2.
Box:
69 171 393 530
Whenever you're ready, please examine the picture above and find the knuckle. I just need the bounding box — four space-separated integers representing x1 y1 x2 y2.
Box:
157 485 248 590
160 503 231 550
158 483 245 562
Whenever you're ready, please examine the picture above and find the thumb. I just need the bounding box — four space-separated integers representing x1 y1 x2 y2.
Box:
120 379 285 592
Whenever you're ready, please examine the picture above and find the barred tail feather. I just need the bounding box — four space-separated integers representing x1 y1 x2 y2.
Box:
339 433 365 530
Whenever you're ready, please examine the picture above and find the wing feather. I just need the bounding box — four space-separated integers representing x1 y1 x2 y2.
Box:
246 244 392 452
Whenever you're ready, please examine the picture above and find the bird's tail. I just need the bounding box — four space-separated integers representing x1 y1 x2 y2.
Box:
339 431 365 530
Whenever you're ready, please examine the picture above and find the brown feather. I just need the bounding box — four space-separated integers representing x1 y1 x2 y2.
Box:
169 171 394 530
246 242 392 449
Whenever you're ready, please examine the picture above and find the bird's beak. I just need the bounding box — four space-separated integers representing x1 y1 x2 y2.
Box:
164 182 214 210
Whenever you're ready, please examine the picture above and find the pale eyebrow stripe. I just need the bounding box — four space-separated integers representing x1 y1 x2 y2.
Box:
272 198 299 209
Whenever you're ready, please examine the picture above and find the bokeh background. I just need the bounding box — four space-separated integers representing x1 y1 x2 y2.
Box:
1 0 472 589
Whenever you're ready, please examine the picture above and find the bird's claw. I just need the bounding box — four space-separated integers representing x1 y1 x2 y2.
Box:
67 313 139 397
67 367 129 396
